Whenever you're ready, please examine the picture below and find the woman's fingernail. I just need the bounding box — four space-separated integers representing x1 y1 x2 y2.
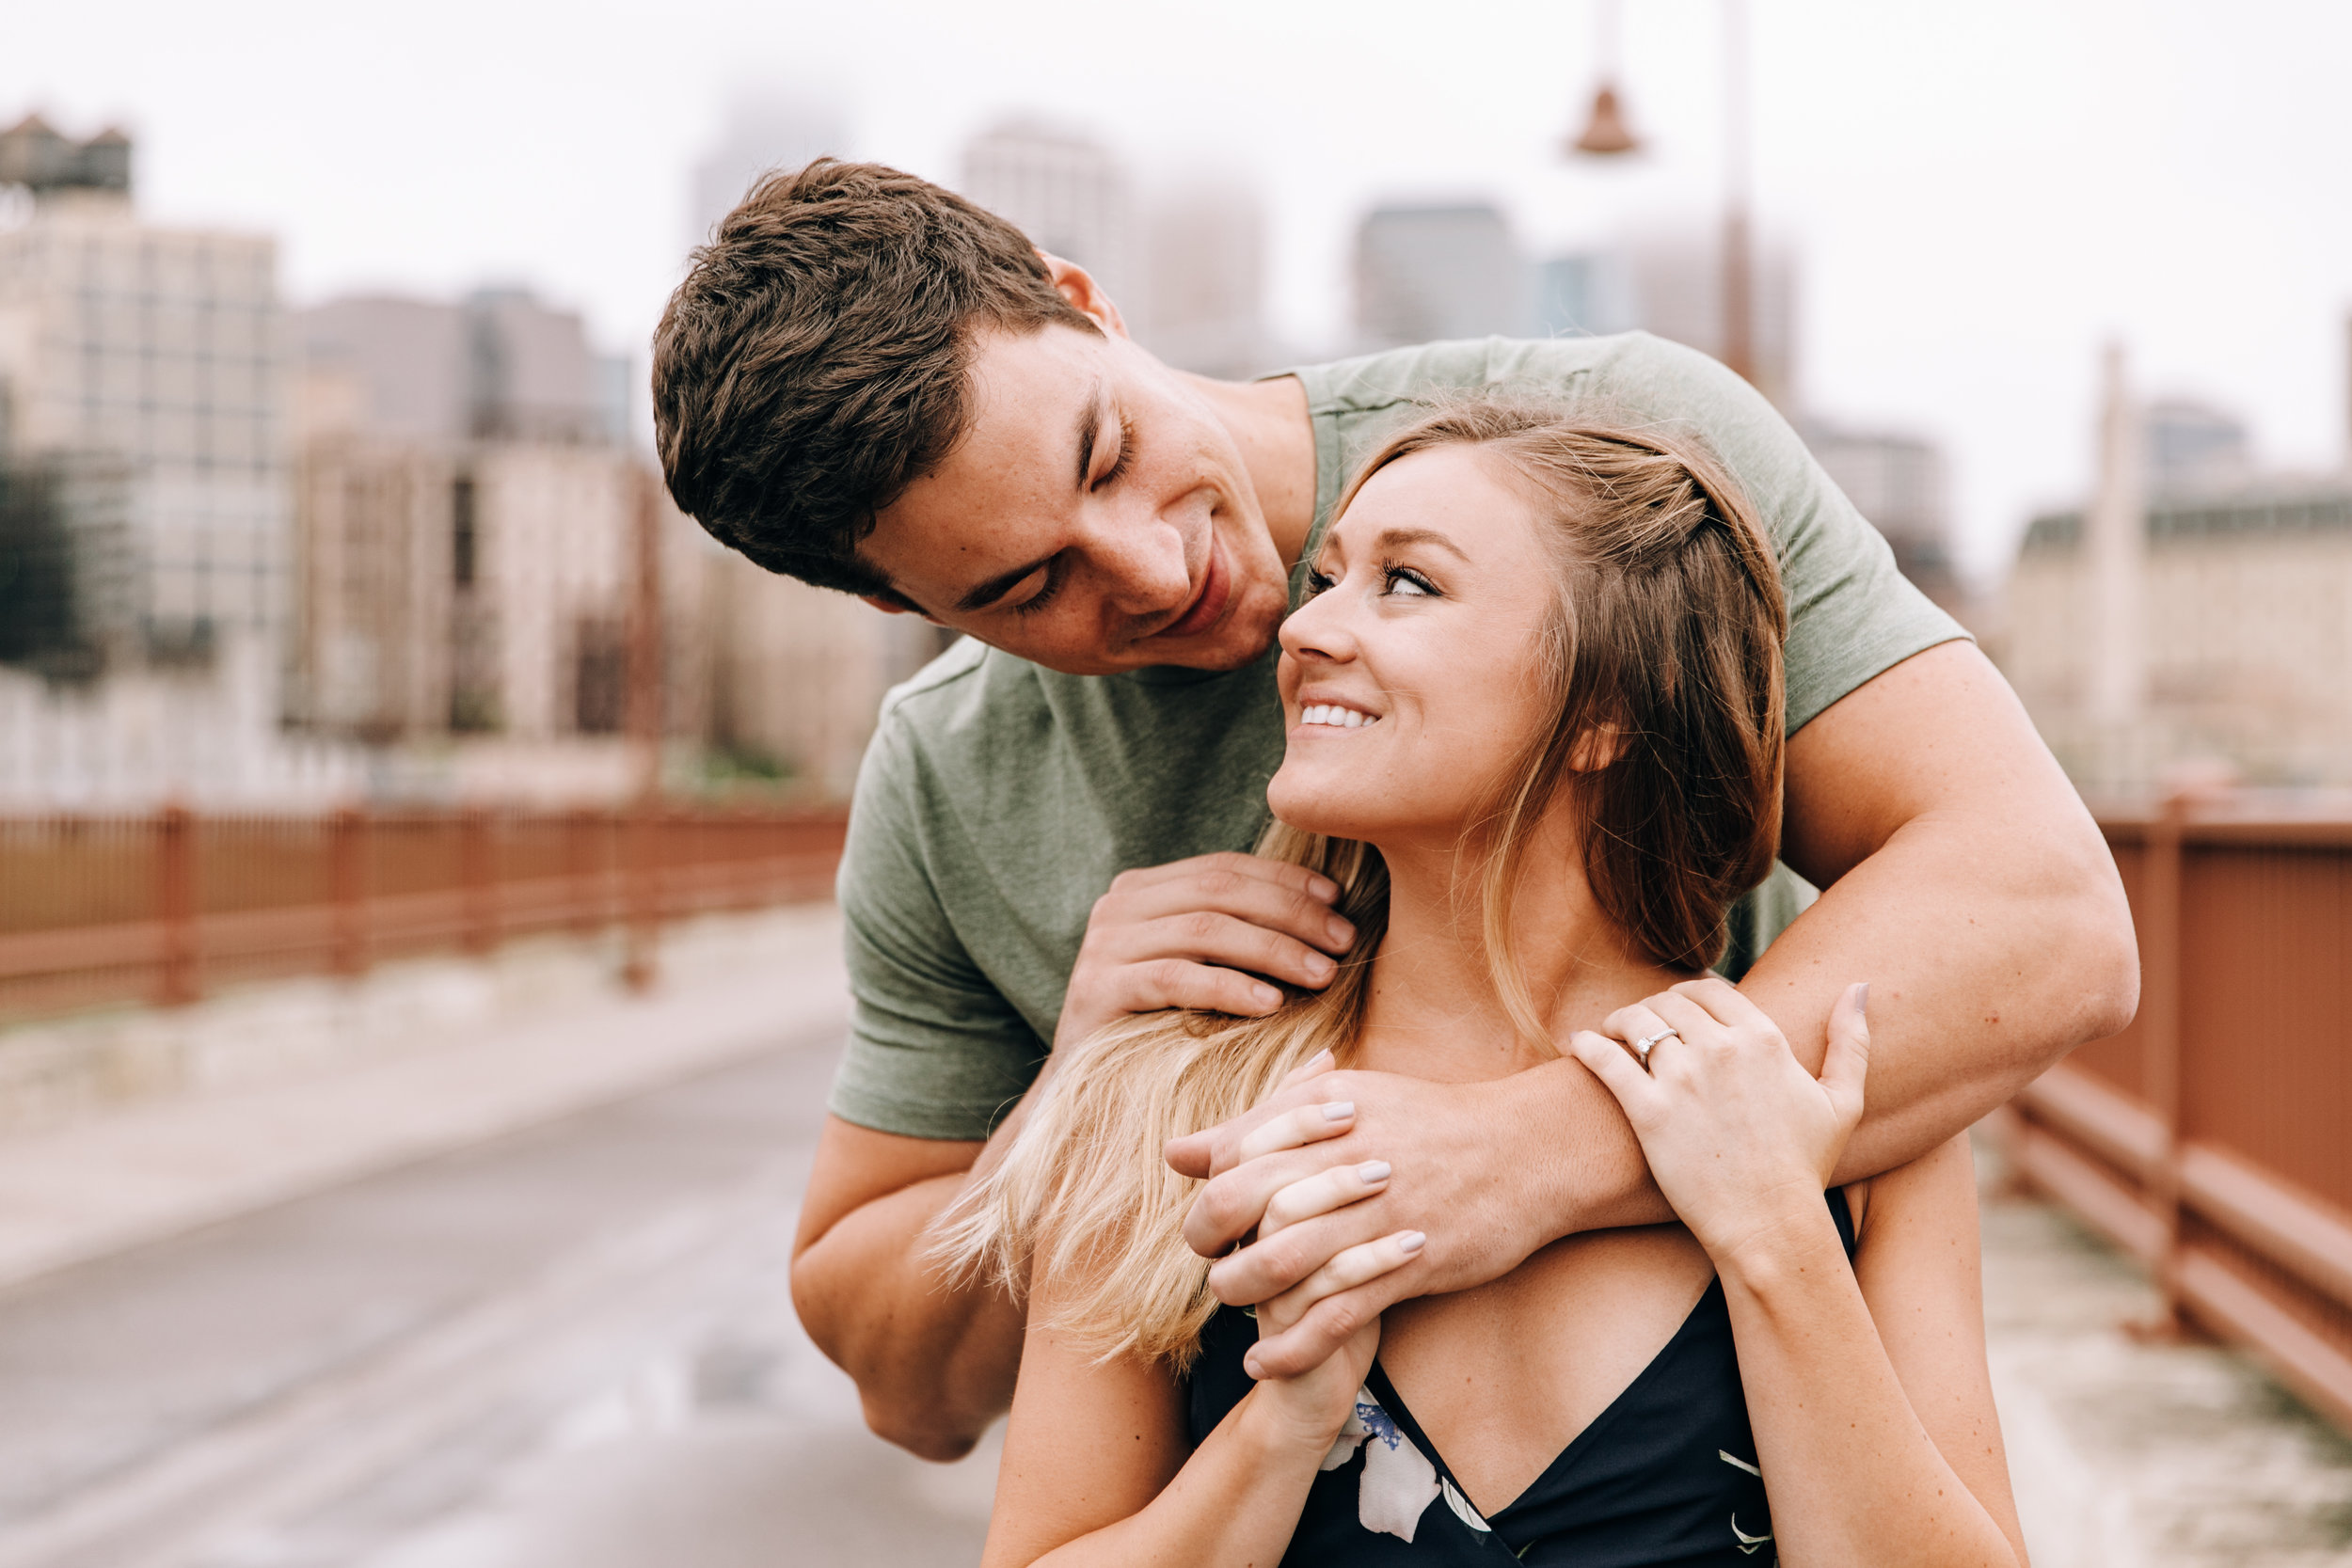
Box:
1855 982 1869 1015
1253 984 1282 1010
1307 1049 1334 1070
1326 915 1356 950
1323 1101 1356 1122
1308 876 1340 902
1306 951 1337 980
1358 1160 1391 1183
1397 1231 1427 1255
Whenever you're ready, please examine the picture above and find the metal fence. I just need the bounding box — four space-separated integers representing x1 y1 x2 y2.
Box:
0 804 849 1022
1998 797 2352 1432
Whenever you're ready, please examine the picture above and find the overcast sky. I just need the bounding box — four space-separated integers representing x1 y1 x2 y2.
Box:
8 0 2349 578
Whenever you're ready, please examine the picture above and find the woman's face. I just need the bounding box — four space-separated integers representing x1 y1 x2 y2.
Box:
1269 444 1565 847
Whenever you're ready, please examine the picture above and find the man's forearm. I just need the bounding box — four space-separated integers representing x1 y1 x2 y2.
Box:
791 1120 1027 1460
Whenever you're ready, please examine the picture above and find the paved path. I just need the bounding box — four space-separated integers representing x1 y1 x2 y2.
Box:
1979 1176 2352 1568
3 925 2349 1566
0 1034 991 1568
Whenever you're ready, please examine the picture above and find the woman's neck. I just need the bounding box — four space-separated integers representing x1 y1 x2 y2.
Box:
1354 818 1681 1083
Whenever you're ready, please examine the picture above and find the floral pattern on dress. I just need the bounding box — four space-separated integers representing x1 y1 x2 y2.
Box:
1320 1386 1441 1542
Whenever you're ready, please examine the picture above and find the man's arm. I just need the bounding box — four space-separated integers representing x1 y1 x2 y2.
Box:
1182 638 2139 1377
790 1117 1016 1462
797 850 1351 1458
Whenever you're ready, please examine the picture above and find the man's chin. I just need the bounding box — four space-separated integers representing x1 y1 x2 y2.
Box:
1134 599 1282 672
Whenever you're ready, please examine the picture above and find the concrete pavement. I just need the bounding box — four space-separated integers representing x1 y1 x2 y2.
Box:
3 911 2350 1566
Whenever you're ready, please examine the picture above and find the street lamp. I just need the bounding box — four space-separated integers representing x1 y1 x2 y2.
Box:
1565 0 1641 157
1563 0 1756 389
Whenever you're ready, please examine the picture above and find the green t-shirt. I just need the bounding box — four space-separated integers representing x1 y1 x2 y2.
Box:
829 333 1966 1140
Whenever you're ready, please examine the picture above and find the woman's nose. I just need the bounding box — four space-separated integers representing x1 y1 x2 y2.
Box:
1279 581 1355 663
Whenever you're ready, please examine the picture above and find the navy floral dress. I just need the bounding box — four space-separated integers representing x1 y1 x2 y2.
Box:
1184 1190 1859 1565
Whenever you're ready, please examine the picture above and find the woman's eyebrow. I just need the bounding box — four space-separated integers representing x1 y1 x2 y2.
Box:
1368 526 1470 562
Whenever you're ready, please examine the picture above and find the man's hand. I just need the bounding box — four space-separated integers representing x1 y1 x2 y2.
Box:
1165 1053 1644 1379
1056 851 1356 1048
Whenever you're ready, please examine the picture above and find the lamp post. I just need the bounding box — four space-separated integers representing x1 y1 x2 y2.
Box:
1565 0 1756 388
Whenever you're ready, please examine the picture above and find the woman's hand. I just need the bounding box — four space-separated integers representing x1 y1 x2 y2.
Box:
1568 978 1869 1273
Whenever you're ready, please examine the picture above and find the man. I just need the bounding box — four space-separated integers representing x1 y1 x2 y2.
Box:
654 160 2137 1461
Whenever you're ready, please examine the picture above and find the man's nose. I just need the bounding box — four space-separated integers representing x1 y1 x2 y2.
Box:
1095 514 1193 616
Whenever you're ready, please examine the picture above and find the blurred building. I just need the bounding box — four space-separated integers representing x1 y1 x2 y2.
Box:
1135 179 1279 380
0 114 358 807
688 99 846 247
1353 202 1529 350
1802 422 1962 613
959 121 1133 305
1531 251 1638 341
0 113 290 670
2005 359 2352 791
703 556 950 800
292 291 695 760
2144 398 2249 490
1534 229 1799 409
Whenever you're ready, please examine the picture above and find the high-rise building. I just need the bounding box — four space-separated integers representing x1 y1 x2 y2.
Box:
0 114 290 664
1613 228 1798 409
2144 398 2249 491
290 290 684 750
1801 422 1960 612
2005 368 2352 792
1353 202 1528 351
960 121 1133 304
2007 478 2352 790
1135 180 1277 379
688 99 847 246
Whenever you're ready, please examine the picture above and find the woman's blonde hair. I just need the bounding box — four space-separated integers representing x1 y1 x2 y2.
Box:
937 396 1788 1367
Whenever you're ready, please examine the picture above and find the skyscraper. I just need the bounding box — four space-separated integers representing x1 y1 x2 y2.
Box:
1135 179 1276 379
1353 202 1528 351
960 121 1134 305
0 115 289 665
688 98 848 247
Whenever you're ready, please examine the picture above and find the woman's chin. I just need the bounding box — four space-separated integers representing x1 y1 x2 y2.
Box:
1267 777 1380 843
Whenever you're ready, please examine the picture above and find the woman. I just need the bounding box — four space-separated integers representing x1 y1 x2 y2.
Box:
946 399 2027 1567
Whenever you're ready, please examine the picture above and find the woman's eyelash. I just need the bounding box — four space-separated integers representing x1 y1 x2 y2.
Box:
1304 568 1335 595
1381 562 1438 596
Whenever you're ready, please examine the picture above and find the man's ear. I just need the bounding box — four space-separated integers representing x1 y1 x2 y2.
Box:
859 592 944 626
1039 252 1130 340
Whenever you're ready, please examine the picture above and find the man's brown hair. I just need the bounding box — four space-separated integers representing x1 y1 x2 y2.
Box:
652 158 1096 602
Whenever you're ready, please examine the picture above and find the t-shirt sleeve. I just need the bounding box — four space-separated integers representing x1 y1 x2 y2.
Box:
829 710 1048 1142
1604 336 1969 733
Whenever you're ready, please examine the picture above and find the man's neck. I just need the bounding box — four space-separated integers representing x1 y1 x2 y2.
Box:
1182 371 1318 570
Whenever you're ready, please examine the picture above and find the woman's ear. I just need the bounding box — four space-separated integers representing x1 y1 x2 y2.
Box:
1039 252 1131 340
1568 722 1625 772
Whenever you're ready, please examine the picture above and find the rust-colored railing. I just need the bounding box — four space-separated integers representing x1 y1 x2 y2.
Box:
0 804 849 1022
1998 796 2352 1432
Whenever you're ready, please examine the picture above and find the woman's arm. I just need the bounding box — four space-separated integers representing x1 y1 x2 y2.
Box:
1718 1136 2026 1568
983 1243 1401 1568
1570 982 2026 1568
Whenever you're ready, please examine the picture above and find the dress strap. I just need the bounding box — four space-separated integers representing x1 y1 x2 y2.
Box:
1827 1185 1861 1259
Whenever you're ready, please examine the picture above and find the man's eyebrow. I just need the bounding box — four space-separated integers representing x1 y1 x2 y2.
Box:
1369 526 1472 562
954 550 1057 615
1072 375 1105 491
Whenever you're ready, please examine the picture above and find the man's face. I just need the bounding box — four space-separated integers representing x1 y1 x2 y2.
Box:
855 322 1294 676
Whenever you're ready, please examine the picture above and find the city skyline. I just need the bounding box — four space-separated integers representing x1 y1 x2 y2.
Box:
8 0 2349 588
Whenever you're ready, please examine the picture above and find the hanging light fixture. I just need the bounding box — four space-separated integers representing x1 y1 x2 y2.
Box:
1564 0 1641 158
1569 85 1640 157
